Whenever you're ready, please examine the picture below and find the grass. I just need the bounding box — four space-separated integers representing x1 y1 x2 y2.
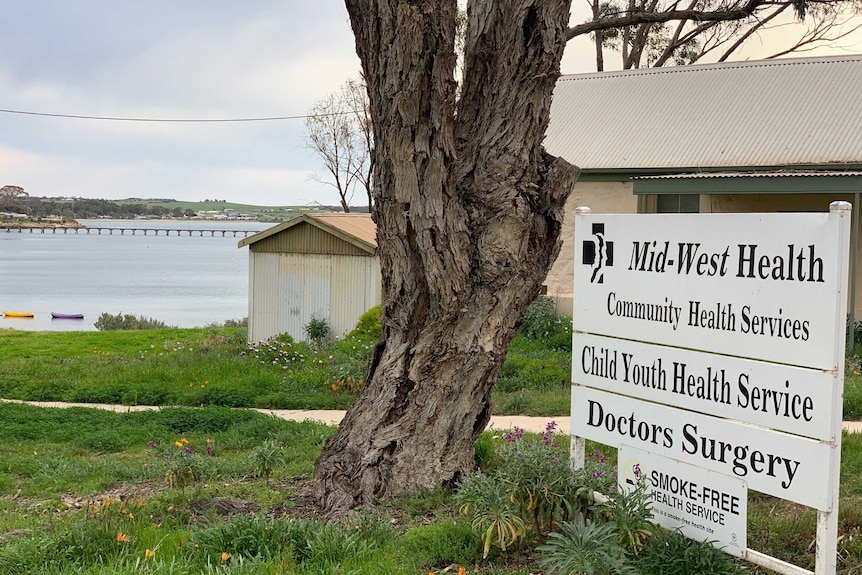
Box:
0 320 572 415
0 402 485 575
2 402 860 574
6 323 862 420
2 303 862 573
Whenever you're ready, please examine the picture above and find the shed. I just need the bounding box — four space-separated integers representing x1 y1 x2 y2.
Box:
238 214 381 343
541 54 862 318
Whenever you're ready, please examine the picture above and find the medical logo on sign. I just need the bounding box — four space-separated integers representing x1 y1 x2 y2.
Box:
582 223 614 283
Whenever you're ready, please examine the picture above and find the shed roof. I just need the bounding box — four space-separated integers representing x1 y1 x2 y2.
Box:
544 55 862 172
238 213 377 254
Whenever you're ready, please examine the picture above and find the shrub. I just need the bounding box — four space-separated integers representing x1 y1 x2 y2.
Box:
632 527 748 575
601 478 654 555
457 423 594 557
454 471 526 558
94 312 173 331
304 316 331 347
348 305 382 340
538 513 636 575
251 438 284 487
521 296 569 339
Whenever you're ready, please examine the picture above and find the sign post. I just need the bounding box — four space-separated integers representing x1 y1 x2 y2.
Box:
570 202 851 575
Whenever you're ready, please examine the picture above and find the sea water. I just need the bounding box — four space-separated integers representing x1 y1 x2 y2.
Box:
0 219 271 331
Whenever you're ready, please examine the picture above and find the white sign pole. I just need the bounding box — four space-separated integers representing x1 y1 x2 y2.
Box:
570 205 591 473
816 201 850 575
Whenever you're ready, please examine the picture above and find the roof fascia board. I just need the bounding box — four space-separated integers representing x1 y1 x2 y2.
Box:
633 174 862 195
237 215 309 248
578 163 862 181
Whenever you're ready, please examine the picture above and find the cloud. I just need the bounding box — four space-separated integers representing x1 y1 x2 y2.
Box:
0 1 361 206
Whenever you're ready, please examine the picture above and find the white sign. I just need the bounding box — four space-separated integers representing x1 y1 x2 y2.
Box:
573 213 844 370
618 446 747 558
574 332 835 441
572 385 834 510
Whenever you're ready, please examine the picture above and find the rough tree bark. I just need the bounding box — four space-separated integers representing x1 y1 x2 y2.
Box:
312 0 580 515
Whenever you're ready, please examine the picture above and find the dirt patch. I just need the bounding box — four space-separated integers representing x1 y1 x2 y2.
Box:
190 496 258 516
60 481 166 509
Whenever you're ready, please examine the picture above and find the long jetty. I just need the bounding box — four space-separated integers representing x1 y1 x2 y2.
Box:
0 226 257 237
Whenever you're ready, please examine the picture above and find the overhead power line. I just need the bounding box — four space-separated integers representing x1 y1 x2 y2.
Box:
0 108 343 123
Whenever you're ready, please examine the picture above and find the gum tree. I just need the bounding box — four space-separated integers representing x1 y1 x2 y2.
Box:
312 0 821 515
312 0 579 515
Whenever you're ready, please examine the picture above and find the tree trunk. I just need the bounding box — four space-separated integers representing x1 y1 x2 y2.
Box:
592 0 605 71
312 0 579 516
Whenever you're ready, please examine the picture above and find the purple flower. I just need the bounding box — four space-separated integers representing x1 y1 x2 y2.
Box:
545 421 557 433
183 446 193 454
205 445 213 456
590 450 606 463
593 471 601 478
147 439 157 449
633 464 642 479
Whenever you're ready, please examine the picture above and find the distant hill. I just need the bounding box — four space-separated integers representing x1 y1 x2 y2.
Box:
18 196 369 222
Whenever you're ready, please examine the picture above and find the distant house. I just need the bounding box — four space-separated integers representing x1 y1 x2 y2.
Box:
542 54 862 318
238 214 381 343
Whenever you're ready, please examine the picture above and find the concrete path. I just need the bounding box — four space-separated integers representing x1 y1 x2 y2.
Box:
3 398 861 434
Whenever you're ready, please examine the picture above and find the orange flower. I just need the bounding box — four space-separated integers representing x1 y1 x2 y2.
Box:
145 548 155 559
181 438 189 445
221 552 231 562
175 441 183 448
116 532 129 543
459 567 466 575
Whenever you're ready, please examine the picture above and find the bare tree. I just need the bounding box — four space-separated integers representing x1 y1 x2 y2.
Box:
0 185 29 213
305 79 372 212
579 0 862 70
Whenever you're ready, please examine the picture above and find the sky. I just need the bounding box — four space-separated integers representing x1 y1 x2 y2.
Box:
2 1 861 207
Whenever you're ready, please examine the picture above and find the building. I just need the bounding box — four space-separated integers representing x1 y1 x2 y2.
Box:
238 214 381 343
543 54 862 318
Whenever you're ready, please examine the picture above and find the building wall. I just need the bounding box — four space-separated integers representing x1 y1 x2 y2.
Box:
545 180 638 316
545 186 862 319
247 251 381 343
709 192 862 318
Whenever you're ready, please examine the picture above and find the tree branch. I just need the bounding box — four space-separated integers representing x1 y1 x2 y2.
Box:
566 0 769 39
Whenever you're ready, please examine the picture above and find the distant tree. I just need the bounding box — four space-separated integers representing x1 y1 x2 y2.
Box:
0 185 29 213
577 0 862 70
305 78 373 213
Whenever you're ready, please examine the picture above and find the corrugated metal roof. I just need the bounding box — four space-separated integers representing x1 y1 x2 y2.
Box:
309 214 377 248
238 213 377 253
545 55 862 171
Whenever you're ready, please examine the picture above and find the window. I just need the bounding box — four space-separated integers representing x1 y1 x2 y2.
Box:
657 194 700 213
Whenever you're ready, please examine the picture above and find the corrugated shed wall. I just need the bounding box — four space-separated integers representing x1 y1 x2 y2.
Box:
330 254 382 338
249 223 369 256
248 252 281 343
277 254 333 341
247 250 381 342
